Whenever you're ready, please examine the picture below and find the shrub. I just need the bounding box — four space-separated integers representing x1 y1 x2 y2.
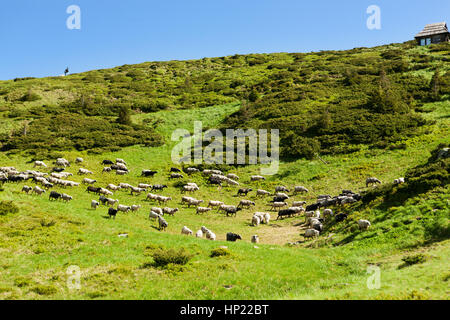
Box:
20 89 41 102
0 201 19 216
31 285 57 296
210 247 231 258
151 248 193 267
400 254 428 268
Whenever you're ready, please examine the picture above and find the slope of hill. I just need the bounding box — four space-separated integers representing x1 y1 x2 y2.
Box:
0 41 449 300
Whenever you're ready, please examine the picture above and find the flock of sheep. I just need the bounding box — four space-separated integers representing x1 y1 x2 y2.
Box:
0 157 405 244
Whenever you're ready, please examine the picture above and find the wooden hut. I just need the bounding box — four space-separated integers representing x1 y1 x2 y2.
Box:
415 22 450 46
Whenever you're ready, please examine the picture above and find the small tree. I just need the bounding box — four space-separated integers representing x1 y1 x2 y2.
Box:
430 69 441 101
117 105 132 125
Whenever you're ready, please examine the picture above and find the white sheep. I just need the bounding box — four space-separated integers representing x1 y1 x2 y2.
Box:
34 161 47 168
148 211 161 220
206 230 216 241
304 229 320 239
181 226 193 236
293 186 309 194
91 200 100 209
61 194 73 202
32 186 46 195
251 175 265 181
195 230 203 238
117 204 131 213
82 178 96 185
78 168 93 175
131 205 141 212
207 200 224 208
226 173 239 180
256 189 271 197
252 215 261 226
75 157 84 163
358 219 371 230
251 235 259 243
196 207 212 214
151 207 163 215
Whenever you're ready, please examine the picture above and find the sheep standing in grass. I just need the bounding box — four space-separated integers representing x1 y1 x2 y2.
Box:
163 207 179 216
206 230 216 241
148 211 161 220
227 173 239 180
366 177 381 187
181 226 193 236
293 186 309 194
151 207 163 215
238 199 255 209
117 204 131 213
207 200 224 209
394 177 405 184
256 189 271 197
251 175 265 181
269 202 288 211
251 235 259 243
78 168 93 175
34 161 47 168
158 215 168 231
22 185 33 194
131 205 142 212
196 207 212 214
106 198 119 207
195 230 203 238
82 178 97 185
91 200 100 209
61 193 73 202
252 215 261 226
304 229 320 239
358 219 371 230
32 186 46 196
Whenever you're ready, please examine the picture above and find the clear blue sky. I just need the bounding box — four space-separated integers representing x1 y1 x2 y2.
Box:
0 0 448 80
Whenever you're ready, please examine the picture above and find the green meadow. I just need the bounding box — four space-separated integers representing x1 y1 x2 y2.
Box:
0 41 448 300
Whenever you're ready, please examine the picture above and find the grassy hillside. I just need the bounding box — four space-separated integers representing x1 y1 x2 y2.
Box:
0 41 449 300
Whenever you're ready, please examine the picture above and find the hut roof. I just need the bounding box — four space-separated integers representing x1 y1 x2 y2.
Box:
415 22 449 38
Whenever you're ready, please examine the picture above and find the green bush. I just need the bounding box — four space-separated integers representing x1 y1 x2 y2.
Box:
210 247 231 258
151 248 193 267
0 201 19 216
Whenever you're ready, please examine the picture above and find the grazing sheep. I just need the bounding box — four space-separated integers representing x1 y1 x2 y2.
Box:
275 186 290 193
323 208 333 219
138 183 151 189
185 167 200 175
394 177 405 184
108 207 118 219
169 173 183 179
158 215 168 231
116 170 128 176
182 185 199 193
156 195 172 204
106 198 119 207
358 219 371 230
163 207 179 216
186 198 204 208
34 161 47 168
99 188 113 196
119 183 132 190
292 201 307 207
148 211 161 220
226 232 242 242
207 200 224 208
78 168 93 175
195 230 203 238
107 184 121 191
264 213 271 224
181 226 193 236
251 235 259 243
201 226 209 234
250 175 265 181
131 205 142 212
86 186 101 194
335 213 348 222
196 207 212 214
256 189 271 197
237 199 256 209
237 188 253 196
252 215 261 226
130 186 145 196
49 191 61 200
60 193 72 202
22 185 33 194
146 193 159 201
91 200 100 209
366 177 381 187
151 207 163 215
205 230 216 241
288 206 305 215
170 167 182 173
56 158 70 167
269 202 288 211
141 170 157 177
273 195 289 202
75 157 83 163
32 186 46 196
304 229 320 239
293 186 309 194
181 196 195 205
224 177 239 186
226 173 239 180
102 167 112 173
277 208 297 220
82 178 97 185
102 160 114 165
116 158 127 165
151 184 168 192
117 204 131 213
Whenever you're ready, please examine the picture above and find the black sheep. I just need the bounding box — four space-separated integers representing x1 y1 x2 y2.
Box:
226 232 242 242
273 195 289 202
170 167 181 173
99 195 108 205
151 184 167 191
49 191 62 201
86 186 101 194
277 208 296 220
108 207 118 219
237 188 252 196
51 167 65 173
142 170 158 177
335 213 348 222
102 160 114 165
